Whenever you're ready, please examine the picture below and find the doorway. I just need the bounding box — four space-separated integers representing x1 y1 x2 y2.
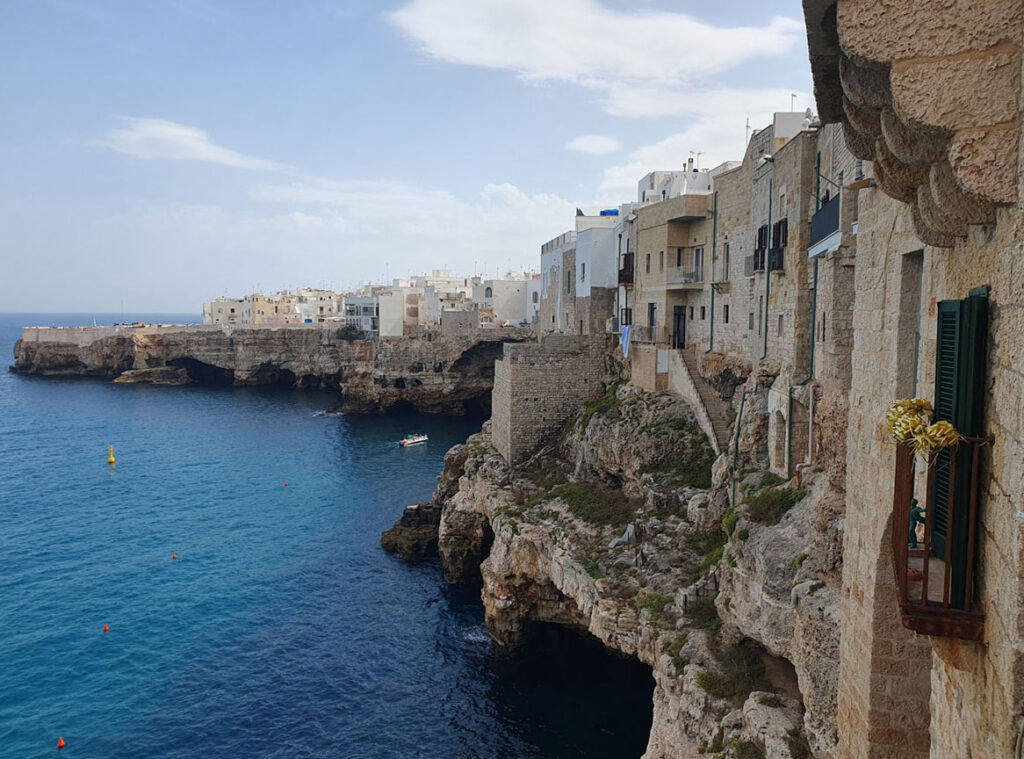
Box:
673 306 686 349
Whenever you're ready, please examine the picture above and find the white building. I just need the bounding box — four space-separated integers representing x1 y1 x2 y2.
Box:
203 297 244 326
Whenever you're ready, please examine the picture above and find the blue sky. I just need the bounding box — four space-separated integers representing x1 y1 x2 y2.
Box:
0 0 812 312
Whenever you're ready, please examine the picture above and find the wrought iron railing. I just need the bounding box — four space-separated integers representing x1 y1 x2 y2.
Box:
890 435 991 640
810 193 841 246
618 253 635 285
666 265 703 285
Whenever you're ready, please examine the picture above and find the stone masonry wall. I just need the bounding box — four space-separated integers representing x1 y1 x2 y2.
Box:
491 335 608 466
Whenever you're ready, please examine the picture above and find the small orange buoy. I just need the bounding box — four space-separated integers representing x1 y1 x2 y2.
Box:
57 736 65 749
103 624 109 633
172 553 177 560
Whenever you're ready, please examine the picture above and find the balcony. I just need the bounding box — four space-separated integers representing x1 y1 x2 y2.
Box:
666 264 704 288
890 436 991 641
630 325 667 344
618 253 635 285
809 194 841 258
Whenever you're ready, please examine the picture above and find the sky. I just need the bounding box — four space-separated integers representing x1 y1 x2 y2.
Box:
0 0 813 312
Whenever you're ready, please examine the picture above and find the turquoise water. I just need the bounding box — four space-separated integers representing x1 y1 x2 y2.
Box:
0 314 652 758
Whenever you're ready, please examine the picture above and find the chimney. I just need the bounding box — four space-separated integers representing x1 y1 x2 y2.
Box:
687 157 694 171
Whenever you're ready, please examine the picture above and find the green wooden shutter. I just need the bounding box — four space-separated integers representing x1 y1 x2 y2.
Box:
930 301 960 561
931 293 988 607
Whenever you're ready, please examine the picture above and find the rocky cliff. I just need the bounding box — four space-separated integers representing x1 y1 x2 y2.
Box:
11 325 532 414
386 382 843 758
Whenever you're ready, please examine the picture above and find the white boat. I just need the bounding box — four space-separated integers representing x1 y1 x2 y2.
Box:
398 434 428 447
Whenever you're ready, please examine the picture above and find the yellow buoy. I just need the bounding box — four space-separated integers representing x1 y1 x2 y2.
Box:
108 445 116 466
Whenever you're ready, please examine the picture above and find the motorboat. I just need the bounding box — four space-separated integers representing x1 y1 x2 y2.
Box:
398 434 428 447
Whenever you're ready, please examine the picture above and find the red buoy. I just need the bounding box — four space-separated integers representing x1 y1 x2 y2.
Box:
103 624 109 633
172 553 177 560
284 481 289 486
57 737 65 749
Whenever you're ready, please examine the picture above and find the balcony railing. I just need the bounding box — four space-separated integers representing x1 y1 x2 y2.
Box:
810 193 841 246
666 265 704 285
620 307 633 326
891 435 991 641
630 325 667 344
618 253 635 285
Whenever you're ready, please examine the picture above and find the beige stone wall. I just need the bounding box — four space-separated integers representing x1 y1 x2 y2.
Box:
837 176 1024 758
490 335 606 465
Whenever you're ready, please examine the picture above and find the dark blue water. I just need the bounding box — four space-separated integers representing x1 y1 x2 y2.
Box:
0 314 652 758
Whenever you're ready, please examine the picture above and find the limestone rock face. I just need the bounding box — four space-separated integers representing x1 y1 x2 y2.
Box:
112 367 192 385
389 379 842 758
380 502 443 559
560 384 711 498
11 335 134 377
12 326 533 415
718 471 841 757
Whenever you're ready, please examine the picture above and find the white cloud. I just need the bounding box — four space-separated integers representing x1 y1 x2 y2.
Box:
54 178 578 309
566 135 621 154
387 0 803 115
594 88 814 202
96 118 285 171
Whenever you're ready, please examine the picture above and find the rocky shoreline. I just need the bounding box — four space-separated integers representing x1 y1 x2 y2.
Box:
11 325 533 415
384 381 842 759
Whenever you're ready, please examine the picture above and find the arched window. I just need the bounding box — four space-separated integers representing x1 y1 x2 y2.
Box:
485 286 493 298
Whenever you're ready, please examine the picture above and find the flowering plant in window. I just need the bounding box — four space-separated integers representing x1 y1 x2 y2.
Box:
886 398 963 457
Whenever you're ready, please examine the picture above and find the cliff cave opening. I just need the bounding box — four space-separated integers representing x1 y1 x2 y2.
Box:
247 362 298 387
166 357 234 386
490 622 654 758
450 341 506 378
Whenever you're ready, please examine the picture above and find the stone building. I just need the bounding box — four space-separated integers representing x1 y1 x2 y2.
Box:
800 2 1024 758
539 212 622 336
622 113 860 481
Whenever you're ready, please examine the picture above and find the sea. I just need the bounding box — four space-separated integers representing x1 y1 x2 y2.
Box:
0 314 652 759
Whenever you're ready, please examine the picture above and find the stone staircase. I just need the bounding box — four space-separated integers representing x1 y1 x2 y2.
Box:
679 349 732 454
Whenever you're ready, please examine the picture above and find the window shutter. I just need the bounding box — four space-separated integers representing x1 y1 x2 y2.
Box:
931 293 988 607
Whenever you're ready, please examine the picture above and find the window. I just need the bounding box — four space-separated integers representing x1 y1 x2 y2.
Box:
676 248 683 267
931 292 988 605
659 251 664 272
689 306 694 321
820 314 826 342
648 303 658 327
581 263 586 282
724 242 730 275
646 253 651 274
701 306 706 321
758 296 763 335
532 292 538 304
778 314 784 336
724 304 730 324
485 286 492 298
579 320 584 333
748 312 754 330
566 270 572 294
694 246 704 280
230 308 235 314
